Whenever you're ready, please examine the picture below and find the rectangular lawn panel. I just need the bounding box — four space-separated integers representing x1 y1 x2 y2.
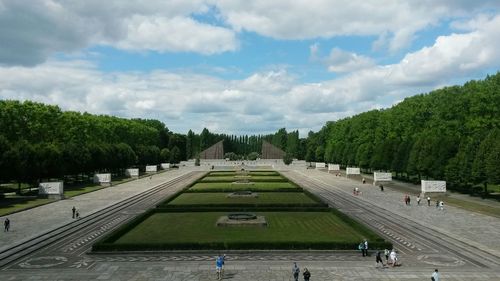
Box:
200 175 286 183
189 182 298 192
166 192 318 206
103 212 387 250
249 171 279 176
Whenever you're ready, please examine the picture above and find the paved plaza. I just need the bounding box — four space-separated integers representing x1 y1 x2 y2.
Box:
1 167 500 280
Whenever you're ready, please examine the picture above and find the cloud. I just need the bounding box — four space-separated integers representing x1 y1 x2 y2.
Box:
215 0 500 52
288 14 500 114
0 14 499 136
3 1 500 67
112 16 237 54
0 0 237 66
322 48 375 73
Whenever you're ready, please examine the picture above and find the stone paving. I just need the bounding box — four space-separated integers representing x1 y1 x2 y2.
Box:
295 169 500 256
1 167 500 280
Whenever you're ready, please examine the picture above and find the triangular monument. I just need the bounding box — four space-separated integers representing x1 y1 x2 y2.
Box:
199 140 224 159
261 140 285 159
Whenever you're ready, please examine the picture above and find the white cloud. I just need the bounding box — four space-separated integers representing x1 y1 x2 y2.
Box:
113 16 237 54
215 0 500 52
325 48 375 73
0 14 499 135
0 0 237 66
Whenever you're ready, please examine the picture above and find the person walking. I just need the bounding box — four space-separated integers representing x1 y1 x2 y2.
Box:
417 195 421 205
407 195 411 205
360 239 368 257
427 196 431 206
439 201 444 211
303 268 311 281
4 218 10 232
431 269 440 281
384 248 390 263
379 184 384 191
389 249 397 267
72 206 76 219
362 178 366 184
292 262 300 281
216 255 223 280
404 194 408 205
375 251 384 268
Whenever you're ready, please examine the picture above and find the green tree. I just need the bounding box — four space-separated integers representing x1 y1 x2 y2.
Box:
170 146 181 164
283 153 293 165
247 152 260 160
160 148 171 163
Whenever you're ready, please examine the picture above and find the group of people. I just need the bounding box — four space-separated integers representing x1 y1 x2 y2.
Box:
292 262 311 281
353 187 361 195
72 206 80 219
436 200 445 210
403 194 444 210
358 239 369 256
374 248 400 268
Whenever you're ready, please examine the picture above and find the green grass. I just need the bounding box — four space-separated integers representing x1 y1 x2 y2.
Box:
249 171 279 176
207 172 236 176
63 184 107 198
200 176 286 182
206 171 279 177
165 192 318 206
108 211 383 249
487 184 500 193
0 183 31 194
189 182 298 192
0 197 56 216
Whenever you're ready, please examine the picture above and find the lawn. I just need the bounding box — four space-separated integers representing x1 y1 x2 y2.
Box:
165 192 319 206
189 182 299 192
200 175 286 182
0 197 56 216
206 171 237 177
205 171 279 177
103 211 386 250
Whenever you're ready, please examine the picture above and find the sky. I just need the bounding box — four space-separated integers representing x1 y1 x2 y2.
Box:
0 1 499 137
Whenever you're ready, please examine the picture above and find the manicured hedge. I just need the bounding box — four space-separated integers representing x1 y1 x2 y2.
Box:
93 240 392 251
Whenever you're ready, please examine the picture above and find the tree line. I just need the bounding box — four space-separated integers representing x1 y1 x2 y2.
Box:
0 101 186 188
304 73 500 194
0 100 306 190
186 127 304 160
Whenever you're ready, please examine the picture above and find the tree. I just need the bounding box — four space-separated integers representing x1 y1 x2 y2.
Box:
472 129 500 194
247 152 260 160
283 153 293 165
169 146 181 164
160 148 170 163
186 129 195 159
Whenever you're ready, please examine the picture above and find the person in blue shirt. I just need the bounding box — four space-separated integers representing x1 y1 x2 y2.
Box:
216 255 223 280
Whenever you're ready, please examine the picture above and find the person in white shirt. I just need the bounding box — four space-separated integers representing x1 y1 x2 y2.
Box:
389 249 398 266
431 269 440 281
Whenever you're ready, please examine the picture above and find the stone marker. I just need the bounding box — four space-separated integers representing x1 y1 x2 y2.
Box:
39 181 64 199
145 165 157 173
94 173 111 186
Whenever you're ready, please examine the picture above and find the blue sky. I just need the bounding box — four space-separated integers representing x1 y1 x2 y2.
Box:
1 1 499 136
